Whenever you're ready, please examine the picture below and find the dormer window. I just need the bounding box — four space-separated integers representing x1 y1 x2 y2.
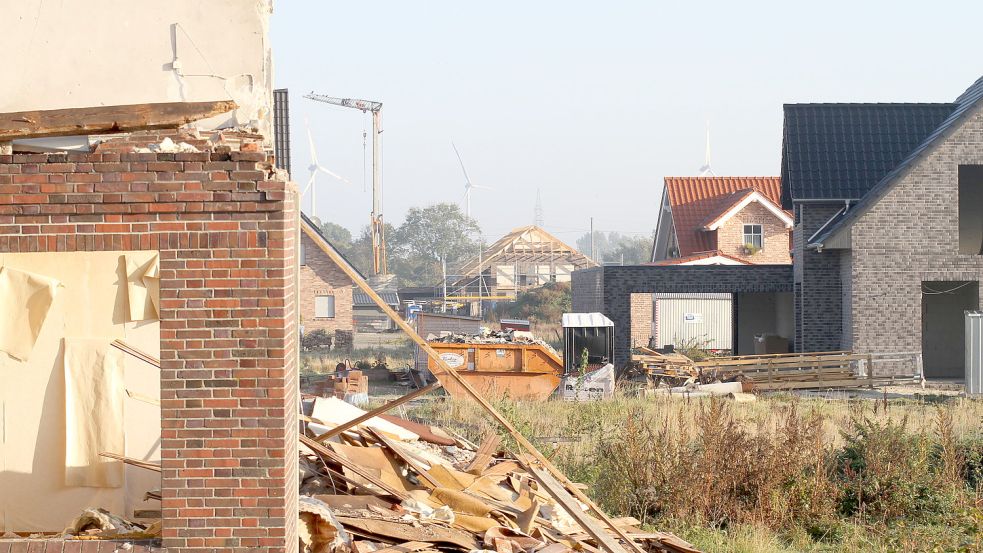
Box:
743 224 763 250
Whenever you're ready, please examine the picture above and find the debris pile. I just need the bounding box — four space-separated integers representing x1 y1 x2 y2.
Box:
427 329 560 358
298 396 700 553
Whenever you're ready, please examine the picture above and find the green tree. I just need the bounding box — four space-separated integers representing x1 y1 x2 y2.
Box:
392 203 481 285
318 221 353 252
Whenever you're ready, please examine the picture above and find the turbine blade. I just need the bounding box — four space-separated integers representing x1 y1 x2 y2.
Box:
302 171 316 196
451 142 472 186
470 184 494 191
317 165 353 186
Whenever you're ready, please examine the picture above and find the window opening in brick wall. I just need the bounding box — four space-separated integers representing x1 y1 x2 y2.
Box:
300 241 307 265
743 224 763 249
315 295 336 318
958 166 983 255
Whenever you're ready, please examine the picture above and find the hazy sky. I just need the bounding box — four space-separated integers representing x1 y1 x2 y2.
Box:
271 1 982 244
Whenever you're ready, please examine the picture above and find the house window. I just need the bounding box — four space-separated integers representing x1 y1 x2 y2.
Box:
315 295 335 318
300 241 306 265
959 166 983 255
743 224 763 250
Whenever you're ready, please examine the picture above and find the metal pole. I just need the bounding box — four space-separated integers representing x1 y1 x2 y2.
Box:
371 108 384 275
590 217 595 261
441 257 448 314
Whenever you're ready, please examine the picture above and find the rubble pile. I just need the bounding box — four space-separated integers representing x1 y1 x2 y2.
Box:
297 398 699 553
427 329 561 358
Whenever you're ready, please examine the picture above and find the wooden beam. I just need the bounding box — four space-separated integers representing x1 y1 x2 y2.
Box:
111 339 161 368
0 100 238 141
526 465 628 553
312 382 441 442
301 224 639 553
99 451 161 473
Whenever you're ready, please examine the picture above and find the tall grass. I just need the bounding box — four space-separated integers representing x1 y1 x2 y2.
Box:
407 394 983 552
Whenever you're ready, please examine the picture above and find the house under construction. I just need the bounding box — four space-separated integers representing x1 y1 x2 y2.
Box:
448 225 597 303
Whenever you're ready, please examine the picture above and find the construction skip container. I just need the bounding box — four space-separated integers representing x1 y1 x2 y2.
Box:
967 311 983 396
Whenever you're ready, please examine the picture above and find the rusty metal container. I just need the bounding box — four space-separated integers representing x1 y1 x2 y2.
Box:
426 342 562 401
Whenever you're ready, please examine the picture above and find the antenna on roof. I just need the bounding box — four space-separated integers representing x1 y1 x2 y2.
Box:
698 120 715 176
534 188 544 227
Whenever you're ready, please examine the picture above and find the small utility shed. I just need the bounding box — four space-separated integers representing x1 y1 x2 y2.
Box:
786 74 983 378
562 313 615 374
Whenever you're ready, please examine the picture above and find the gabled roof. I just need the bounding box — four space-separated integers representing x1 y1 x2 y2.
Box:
814 75 983 247
780 103 957 207
456 225 596 277
300 212 365 281
701 188 793 230
646 250 751 266
664 177 784 256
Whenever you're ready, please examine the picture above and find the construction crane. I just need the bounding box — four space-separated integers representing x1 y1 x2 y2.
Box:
304 93 387 275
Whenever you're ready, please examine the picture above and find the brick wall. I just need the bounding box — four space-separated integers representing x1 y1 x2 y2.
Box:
843 105 983 372
629 293 653 348
299 232 353 336
715 201 791 264
572 264 792 365
793 203 845 352
0 150 298 553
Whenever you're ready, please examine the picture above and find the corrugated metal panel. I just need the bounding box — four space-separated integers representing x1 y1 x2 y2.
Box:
562 313 614 328
967 311 982 396
655 294 732 350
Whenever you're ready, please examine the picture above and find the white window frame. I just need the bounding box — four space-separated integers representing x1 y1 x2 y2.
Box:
315 295 336 318
743 224 763 250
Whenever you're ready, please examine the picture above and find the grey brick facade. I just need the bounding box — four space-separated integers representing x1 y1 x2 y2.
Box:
836 105 983 368
571 265 792 366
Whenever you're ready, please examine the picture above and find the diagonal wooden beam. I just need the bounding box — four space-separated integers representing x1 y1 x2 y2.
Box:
312 382 441 442
0 100 238 140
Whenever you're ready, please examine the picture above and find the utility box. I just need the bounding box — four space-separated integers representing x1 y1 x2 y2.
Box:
562 312 614 374
966 311 982 396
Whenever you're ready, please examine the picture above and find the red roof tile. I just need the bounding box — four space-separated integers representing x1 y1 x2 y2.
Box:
664 177 783 256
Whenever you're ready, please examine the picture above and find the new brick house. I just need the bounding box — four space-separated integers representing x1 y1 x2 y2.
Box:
299 213 357 344
785 76 983 378
651 177 793 265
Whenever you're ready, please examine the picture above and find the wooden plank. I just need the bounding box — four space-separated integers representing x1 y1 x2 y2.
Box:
0 100 238 140
299 435 409 501
364 428 441 489
112 339 161 368
466 433 501 474
302 223 642 553
526 465 628 553
99 451 161 472
312 382 441 442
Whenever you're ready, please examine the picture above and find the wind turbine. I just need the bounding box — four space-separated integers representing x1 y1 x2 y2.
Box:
452 142 493 219
303 120 352 220
698 120 716 176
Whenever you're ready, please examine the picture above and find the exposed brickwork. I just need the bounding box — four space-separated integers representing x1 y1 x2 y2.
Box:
572 265 793 365
629 293 653 348
0 150 298 553
715 201 792 264
299 233 353 337
840 106 983 373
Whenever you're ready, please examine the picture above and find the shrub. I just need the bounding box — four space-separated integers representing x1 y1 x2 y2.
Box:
302 329 332 351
